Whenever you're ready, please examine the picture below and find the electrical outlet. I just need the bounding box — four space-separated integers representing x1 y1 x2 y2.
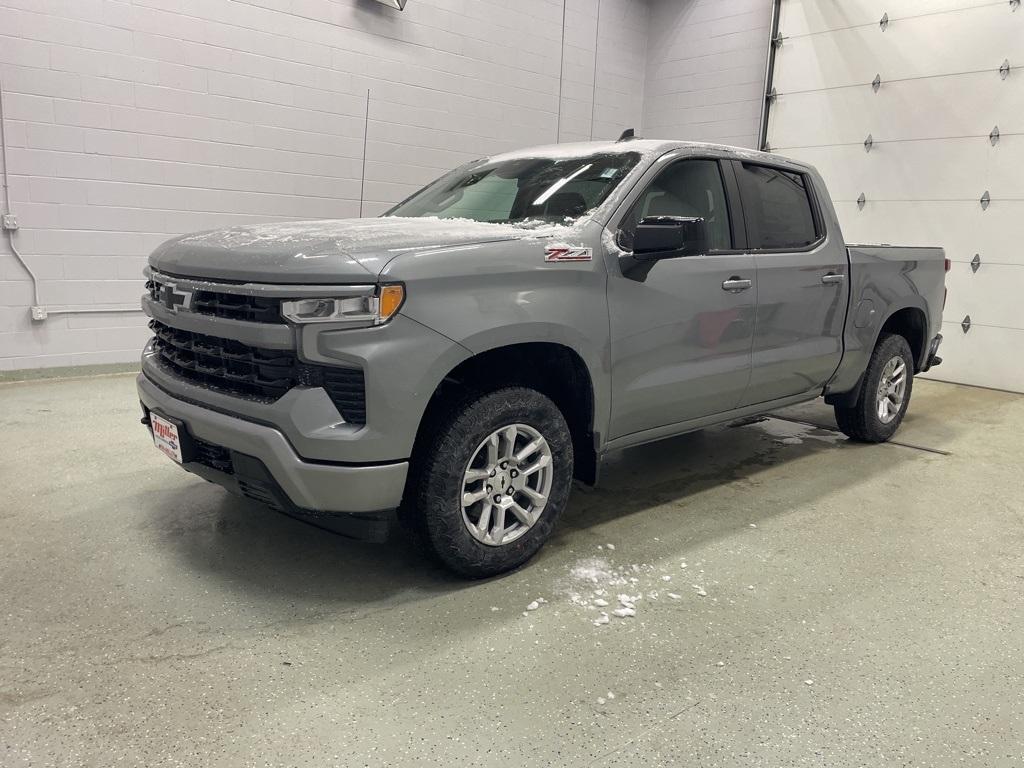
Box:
30 306 47 321
2 214 18 231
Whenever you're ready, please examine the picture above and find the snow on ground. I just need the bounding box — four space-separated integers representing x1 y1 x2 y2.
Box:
547 549 722 627
517 534 755 626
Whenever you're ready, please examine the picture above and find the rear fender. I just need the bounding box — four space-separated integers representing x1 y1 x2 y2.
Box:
827 299 929 398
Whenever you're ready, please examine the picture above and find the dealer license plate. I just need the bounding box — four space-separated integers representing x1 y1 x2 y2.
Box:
151 412 183 464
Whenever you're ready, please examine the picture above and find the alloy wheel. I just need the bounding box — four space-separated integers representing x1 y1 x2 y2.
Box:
876 355 908 424
460 423 554 546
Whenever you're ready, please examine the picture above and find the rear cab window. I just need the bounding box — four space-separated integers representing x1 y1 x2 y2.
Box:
735 163 821 250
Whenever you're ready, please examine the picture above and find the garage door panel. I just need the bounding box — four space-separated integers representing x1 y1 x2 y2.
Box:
774 0 1023 392
945 264 1024 331
769 71 1024 149
924 322 1024 392
985 135 1024 199
774 4 1024 93
779 0 995 37
833 201 1024 267
790 140 987 202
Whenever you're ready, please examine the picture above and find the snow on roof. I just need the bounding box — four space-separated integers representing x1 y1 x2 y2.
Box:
485 139 675 163
484 138 787 165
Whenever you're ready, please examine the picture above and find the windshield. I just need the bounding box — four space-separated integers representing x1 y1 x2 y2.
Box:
385 151 642 224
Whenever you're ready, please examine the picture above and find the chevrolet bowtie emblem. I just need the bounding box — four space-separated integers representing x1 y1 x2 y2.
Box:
158 282 193 312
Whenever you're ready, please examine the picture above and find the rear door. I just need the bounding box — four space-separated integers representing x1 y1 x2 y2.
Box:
732 161 848 405
606 156 756 439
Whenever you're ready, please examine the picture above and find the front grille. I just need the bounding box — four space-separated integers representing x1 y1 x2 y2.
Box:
149 319 366 424
146 278 284 324
150 319 298 400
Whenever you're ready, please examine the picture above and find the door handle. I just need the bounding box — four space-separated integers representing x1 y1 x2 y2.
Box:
821 272 845 285
722 277 752 292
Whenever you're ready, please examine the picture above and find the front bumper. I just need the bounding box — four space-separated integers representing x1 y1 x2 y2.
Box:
138 372 408 540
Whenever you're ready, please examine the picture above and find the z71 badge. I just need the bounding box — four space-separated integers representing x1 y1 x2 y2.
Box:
544 245 593 263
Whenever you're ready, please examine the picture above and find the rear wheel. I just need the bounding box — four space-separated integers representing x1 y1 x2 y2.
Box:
410 387 573 578
834 332 914 442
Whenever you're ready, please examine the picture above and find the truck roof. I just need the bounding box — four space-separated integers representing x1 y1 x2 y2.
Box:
486 138 794 166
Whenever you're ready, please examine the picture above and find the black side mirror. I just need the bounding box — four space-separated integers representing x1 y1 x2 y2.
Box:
632 216 709 260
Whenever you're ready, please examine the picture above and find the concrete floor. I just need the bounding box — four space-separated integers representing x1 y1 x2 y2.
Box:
1 375 1022 767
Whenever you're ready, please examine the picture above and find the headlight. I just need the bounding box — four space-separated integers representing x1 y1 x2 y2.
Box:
281 284 404 326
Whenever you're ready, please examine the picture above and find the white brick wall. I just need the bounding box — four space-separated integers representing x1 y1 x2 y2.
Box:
643 0 772 149
0 0 769 370
558 0 649 143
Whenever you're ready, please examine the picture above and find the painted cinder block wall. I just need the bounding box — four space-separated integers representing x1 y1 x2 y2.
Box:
643 0 773 148
0 0 768 370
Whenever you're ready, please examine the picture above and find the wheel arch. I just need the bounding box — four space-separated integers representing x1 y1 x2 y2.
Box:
826 302 929 407
410 340 600 486
876 304 929 371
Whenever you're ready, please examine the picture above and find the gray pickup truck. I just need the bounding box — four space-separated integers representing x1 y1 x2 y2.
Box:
138 138 946 577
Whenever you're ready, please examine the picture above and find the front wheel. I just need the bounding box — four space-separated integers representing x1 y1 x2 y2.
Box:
409 387 574 578
834 332 914 442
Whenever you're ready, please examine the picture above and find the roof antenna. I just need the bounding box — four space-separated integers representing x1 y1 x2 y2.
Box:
617 128 636 142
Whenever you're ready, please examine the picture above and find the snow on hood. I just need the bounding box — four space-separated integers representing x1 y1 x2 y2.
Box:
175 216 582 252
150 216 587 284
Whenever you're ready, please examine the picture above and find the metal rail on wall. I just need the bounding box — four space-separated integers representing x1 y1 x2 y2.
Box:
757 0 782 151
0 79 143 322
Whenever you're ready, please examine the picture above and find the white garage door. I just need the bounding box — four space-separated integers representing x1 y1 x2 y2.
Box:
767 0 1024 393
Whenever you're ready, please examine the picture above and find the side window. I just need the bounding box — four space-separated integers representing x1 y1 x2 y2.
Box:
735 163 819 249
618 159 732 252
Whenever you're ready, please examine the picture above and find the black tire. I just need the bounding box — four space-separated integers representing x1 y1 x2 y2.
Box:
408 387 574 578
834 332 914 443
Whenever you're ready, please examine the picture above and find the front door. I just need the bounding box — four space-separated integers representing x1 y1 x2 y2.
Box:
731 161 847 405
607 158 755 440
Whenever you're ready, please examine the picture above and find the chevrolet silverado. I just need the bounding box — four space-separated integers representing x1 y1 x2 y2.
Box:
138 138 946 577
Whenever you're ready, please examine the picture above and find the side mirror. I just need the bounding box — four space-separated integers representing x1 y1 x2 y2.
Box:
632 216 709 260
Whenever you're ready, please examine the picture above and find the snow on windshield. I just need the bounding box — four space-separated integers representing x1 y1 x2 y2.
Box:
386 150 643 226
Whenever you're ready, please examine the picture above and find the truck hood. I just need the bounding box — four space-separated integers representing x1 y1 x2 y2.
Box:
148 217 574 283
